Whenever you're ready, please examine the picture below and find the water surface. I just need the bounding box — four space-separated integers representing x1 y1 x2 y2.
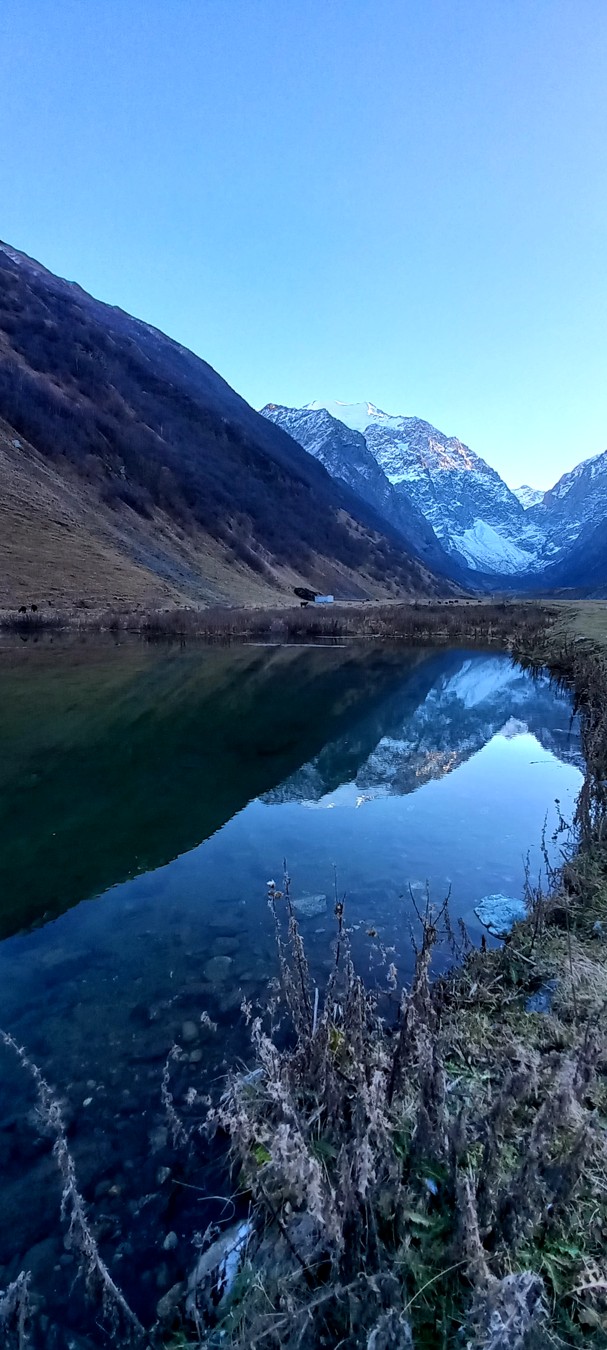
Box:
0 638 583 1344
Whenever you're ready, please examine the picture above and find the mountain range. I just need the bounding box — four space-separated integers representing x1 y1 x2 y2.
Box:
0 238 604 607
0 242 463 609
262 400 607 594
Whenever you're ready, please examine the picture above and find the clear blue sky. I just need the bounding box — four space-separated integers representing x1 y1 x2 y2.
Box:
1 0 606 489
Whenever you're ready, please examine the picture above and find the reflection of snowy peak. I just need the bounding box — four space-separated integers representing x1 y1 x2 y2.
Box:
262 654 582 807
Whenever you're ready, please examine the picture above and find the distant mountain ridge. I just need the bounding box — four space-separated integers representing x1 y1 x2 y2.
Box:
0 243 459 608
262 399 607 592
528 449 607 560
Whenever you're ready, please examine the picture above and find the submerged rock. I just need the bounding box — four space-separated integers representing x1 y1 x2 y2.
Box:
149 1125 168 1153
211 934 240 956
156 1280 184 1324
474 894 527 938
292 893 328 918
186 1219 253 1321
217 986 245 1014
203 955 234 983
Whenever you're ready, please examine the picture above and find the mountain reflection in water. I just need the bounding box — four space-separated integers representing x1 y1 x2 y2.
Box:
0 639 581 940
262 651 582 806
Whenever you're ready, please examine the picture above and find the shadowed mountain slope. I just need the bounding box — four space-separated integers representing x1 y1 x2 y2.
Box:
0 243 457 606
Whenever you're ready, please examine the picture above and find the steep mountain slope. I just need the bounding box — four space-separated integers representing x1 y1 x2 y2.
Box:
0 415 283 609
538 516 607 597
0 243 455 607
528 449 607 562
267 400 542 576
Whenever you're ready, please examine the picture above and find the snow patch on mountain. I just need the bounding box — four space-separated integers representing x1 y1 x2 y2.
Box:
529 447 607 560
280 400 545 575
261 402 457 575
304 400 398 433
450 520 538 574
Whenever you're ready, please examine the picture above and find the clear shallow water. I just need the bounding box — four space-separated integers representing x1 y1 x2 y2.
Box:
0 638 583 1344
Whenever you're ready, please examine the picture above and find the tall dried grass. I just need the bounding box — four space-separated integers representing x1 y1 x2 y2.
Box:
186 865 606 1349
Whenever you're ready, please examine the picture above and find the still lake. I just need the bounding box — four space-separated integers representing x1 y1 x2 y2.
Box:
0 637 583 1343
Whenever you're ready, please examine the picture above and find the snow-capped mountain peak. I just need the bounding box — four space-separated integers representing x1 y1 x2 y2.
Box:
303 399 396 433
261 399 607 586
264 399 542 576
527 446 607 563
512 485 545 510
546 447 607 501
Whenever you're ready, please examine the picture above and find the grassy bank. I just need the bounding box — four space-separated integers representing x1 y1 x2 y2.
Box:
0 596 557 648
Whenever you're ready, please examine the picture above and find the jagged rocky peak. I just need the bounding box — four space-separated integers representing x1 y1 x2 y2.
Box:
259 402 462 579
303 400 488 480
513 485 545 510
529 446 607 557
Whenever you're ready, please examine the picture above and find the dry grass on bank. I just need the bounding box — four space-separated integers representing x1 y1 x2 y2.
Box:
175 833 607 1350
169 605 607 1349
0 597 558 650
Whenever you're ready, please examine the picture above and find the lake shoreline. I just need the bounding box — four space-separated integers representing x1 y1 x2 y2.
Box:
0 594 560 649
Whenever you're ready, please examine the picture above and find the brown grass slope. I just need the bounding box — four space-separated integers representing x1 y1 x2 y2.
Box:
0 242 459 609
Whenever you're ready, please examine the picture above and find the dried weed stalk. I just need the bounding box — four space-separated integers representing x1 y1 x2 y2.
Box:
0 1271 31 1350
0 1030 144 1344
